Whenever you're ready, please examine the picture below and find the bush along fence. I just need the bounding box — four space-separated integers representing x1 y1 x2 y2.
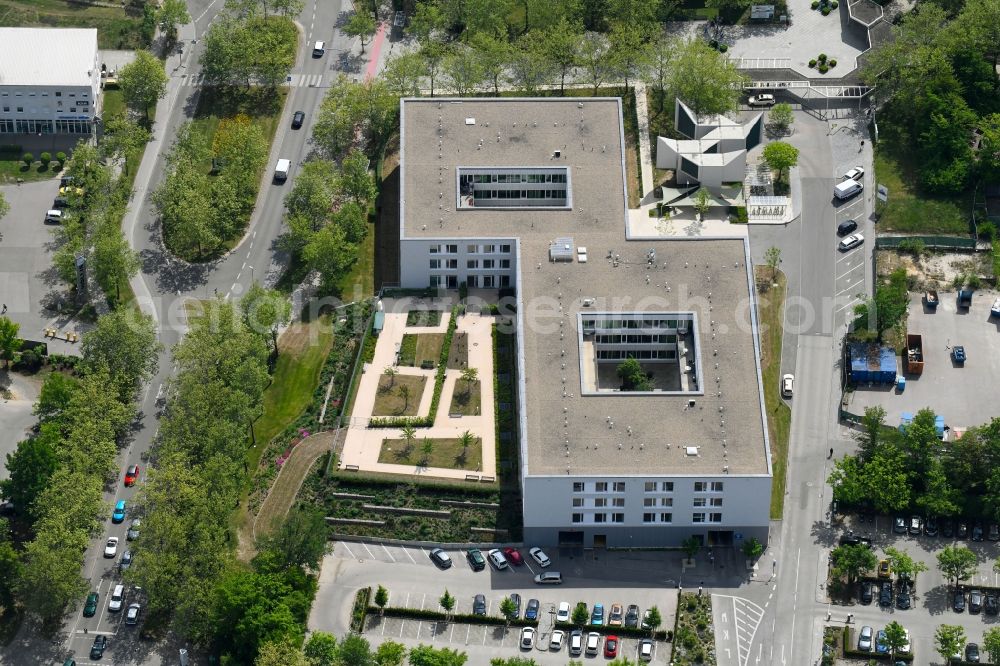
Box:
367 304 462 429
351 587 372 632
368 605 538 628
874 235 977 251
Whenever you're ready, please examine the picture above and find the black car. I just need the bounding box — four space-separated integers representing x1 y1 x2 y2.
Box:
954 590 966 612
973 521 984 541
860 581 874 605
291 111 305 129
837 219 858 236
879 581 893 607
953 345 967 365
839 532 873 549
90 635 108 659
970 589 983 614
525 598 540 621
508 593 521 619
942 520 955 538
429 548 452 569
625 604 640 628
958 521 969 539
924 516 939 536
895 590 911 609
466 548 486 571
897 574 913 594
473 594 486 615
967 643 981 663
986 592 998 615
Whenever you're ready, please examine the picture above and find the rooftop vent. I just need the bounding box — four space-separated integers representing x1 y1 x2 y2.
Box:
685 446 699 456
549 237 574 262
553 149 561 158
465 117 475 125
582 298 595 307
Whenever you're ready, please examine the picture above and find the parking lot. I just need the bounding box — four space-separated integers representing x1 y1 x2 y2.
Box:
311 541 688 664
848 291 1000 428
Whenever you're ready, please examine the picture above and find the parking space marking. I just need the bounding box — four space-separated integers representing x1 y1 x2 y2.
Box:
836 262 865 281
381 544 396 563
402 547 416 564
361 543 376 559
340 542 355 559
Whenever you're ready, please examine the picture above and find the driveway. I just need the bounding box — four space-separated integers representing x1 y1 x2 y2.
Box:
0 371 41 480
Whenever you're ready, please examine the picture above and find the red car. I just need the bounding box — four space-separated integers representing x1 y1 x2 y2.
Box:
124 464 140 487
604 635 619 658
502 547 524 566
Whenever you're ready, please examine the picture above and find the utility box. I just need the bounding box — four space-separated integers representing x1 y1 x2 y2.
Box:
905 334 923 375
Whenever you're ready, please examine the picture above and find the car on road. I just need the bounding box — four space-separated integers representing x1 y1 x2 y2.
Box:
860 581 873 605
557 601 571 622
473 594 486 615
781 374 793 398
970 589 983 613
487 548 509 570
925 516 939 536
986 592 999 615
837 219 858 236
879 581 893 607
585 632 601 655
843 167 865 182
124 465 139 486
952 346 967 365
839 233 864 251
519 627 535 650
858 625 873 651
878 559 892 578
591 603 605 625
108 584 124 612
875 630 889 654
429 548 452 569
604 635 619 658
569 630 583 656
312 41 325 57
125 603 141 626
992 297 1000 317
529 546 551 567
83 592 99 617
748 94 775 107
119 550 133 572
550 629 565 650
127 519 141 541
112 500 126 524
954 589 966 612
973 520 984 540
103 536 119 558
967 643 981 663
291 111 305 129
502 547 524 565
625 604 640 628
507 593 521 618
525 598 539 621
53 196 69 209
90 635 107 659
639 638 654 661
608 603 624 626
908 515 922 535
893 516 907 534
466 548 486 571
534 571 563 584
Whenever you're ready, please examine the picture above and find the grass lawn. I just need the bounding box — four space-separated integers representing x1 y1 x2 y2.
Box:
446 331 468 369
0 0 151 49
378 437 483 471
874 149 971 235
335 213 376 299
373 374 427 416
191 86 286 174
756 267 791 519
250 316 335 465
647 88 683 189
406 309 443 327
399 333 444 367
0 145 60 184
449 379 481 416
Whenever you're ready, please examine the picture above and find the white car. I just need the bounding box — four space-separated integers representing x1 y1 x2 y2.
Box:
487 548 509 570
125 602 141 626
843 166 864 181
749 93 776 107
103 536 119 558
585 631 601 655
639 638 654 661
556 601 571 622
529 546 551 568
550 629 565 650
312 40 325 56
900 629 911 654
991 297 1000 317
519 627 535 650
858 625 873 651
781 374 794 398
839 233 864 251
108 584 124 612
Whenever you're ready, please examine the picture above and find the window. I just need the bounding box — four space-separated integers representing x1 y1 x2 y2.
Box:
612 498 625 508
693 513 706 523
693 498 706 507
710 498 723 507
445 244 457 253
711 482 724 492
613 482 625 492
643 498 656 507
429 245 440 254
467 260 478 269
445 259 457 269
612 513 625 523
694 482 707 492
429 260 441 269
709 513 723 523
467 244 478 253
644 482 656 492
55 92 61 97
16 107 22 113
660 513 673 523
2 107 7 113
595 482 608 492
660 498 673 507
500 259 511 269
572 513 583 523
70 108 77 113
482 259 494 269
572 498 584 508
572 482 585 492
643 512 656 523
594 513 607 523
594 498 607 508
501 244 511 253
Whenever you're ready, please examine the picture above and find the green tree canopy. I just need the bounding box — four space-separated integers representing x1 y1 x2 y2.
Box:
762 141 799 183
118 49 169 118
829 543 877 583
938 545 978 586
935 624 966 664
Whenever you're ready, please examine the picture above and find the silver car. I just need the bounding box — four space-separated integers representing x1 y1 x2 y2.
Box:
858 625 873 651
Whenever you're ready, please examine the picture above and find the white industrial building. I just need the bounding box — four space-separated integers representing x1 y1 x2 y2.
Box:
0 28 101 135
397 97 772 549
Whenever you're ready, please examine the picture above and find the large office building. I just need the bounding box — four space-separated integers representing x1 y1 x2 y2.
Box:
0 28 101 135
398 97 772 549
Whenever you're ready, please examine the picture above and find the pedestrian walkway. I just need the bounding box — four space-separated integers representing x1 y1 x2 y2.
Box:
633 81 655 200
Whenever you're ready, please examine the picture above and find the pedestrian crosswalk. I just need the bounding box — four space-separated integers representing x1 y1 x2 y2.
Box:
176 72 325 88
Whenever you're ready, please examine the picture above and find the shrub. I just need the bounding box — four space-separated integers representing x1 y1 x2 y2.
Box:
56 151 67 163
832 0 839 6
818 53 827 61
22 152 33 166
811 0 819 7
967 274 982 289
821 5 830 13
829 59 837 67
719 43 728 52
818 63 830 72
980 220 998 241
809 59 817 67
39 152 51 165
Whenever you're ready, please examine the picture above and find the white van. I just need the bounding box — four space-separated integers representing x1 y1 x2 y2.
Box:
834 179 863 200
109 584 124 612
585 632 601 655
312 41 325 57
44 209 63 223
274 159 291 182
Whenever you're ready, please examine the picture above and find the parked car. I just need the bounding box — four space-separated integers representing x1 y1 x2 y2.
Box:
103 536 119 558
429 548 452 569
90 635 108 659
748 93 776 107
989 523 1000 541
625 604 640 628
970 589 983 614
875 630 889 654
604 635 619 658
127 519 141 541
942 520 955 537
879 581 893 607
952 345 967 365
108 584 124 612
925 516 939 537
781 374 794 398
908 515 922 535
466 548 486 571
502 547 524 565
893 516 907 534
839 233 865 251
843 166 865 181
519 627 535 650
641 608 655 629
534 571 563 585
291 111 305 129
608 603 624 626
487 549 509 570
858 625 873 651
878 559 892 578
973 520 984 541
125 603 141 626
585 632 601 655
591 603 605 626
569 630 583 656
900 629 911 654
507 593 521 619
967 643 981 663
550 629 565 650
837 219 858 236
896 589 911 610
473 594 486 615
557 601 571 622
840 532 873 548
119 550 133 572
112 500 126 524
124 464 139 486
83 592 99 617
860 582 873 605
529 547 551 567
639 638 654 661
525 598 540 621
44 209 64 224
985 592 998 615
954 589 966 612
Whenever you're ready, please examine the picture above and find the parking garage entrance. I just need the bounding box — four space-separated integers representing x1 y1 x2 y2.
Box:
558 530 585 558
707 530 734 546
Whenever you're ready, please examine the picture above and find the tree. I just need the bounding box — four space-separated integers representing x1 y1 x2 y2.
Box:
572 601 589 626
490 659 539 666
507 30 552 94
681 536 700 560
883 547 928 580
383 52 426 97
855 405 887 462
935 624 966 664
984 626 1000 665
616 357 651 391
0 317 22 369
938 545 978 586
421 438 434 465
544 19 581 94
419 41 448 97
693 187 711 217
375 641 407 666
400 425 417 453
17 531 90 622
241 282 292 357
303 632 338 666
407 645 468 666
118 49 169 118
375 584 390 613
741 537 764 560
460 367 478 395
34 372 80 421
578 32 611 94
254 506 329 571
977 114 1000 183
852 268 909 341
883 621 908 658
1 436 59 519
762 141 799 183
646 33 676 111
398 385 411 412
302 223 355 292
443 47 485 96
763 246 781 281
768 103 794 133
100 113 150 176
440 589 455 618
608 21 647 92
863 443 912 514
499 596 517 623
0 518 21 616
285 159 338 240
255 640 310 666
669 38 746 116
80 309 160 402
344 11 377 53
471 33 511 95
644 605 662 633
384 366 398 389
829 544 877 583
340 150 377 205
0 192 8 222
157 0 191 42
337 634 375 666
92 225 141 303
457 431 476 458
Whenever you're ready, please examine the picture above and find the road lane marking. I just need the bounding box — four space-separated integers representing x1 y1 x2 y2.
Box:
194 0 222 24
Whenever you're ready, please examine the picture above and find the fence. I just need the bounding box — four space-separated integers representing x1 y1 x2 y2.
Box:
874 235 977 250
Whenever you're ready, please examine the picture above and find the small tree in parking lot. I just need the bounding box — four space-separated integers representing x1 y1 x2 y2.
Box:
935 624 966 664
741 537 764 561
499 597 517 626
883 620 908 658
440 589 455 619
938 545 978 587
572 602 589 627
984 627 1000 665
374 585 389 614
884 546 928 581
829 544 877 584
769 103 794 133
645 605 662 635
681 536 701 561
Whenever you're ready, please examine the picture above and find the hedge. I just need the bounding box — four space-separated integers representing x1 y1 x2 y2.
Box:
553 621 671 641
352 587 372 632
329 470 501 495
373 605 538 628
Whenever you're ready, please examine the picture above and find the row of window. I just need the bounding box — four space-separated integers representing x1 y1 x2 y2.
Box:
573 497 627 508
596 349 676 361
466 173 567 184
429 274 511 288
0 119 91 134
1 91 90 98
572 513 625 524
583 318 687 330
642 513 674 523
466 259 511 269
572 481 724 493
2 102 88 113
429 244 512 254
574 497 720 509
472 189 567 200
594 334 677 345
640 513 721 523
